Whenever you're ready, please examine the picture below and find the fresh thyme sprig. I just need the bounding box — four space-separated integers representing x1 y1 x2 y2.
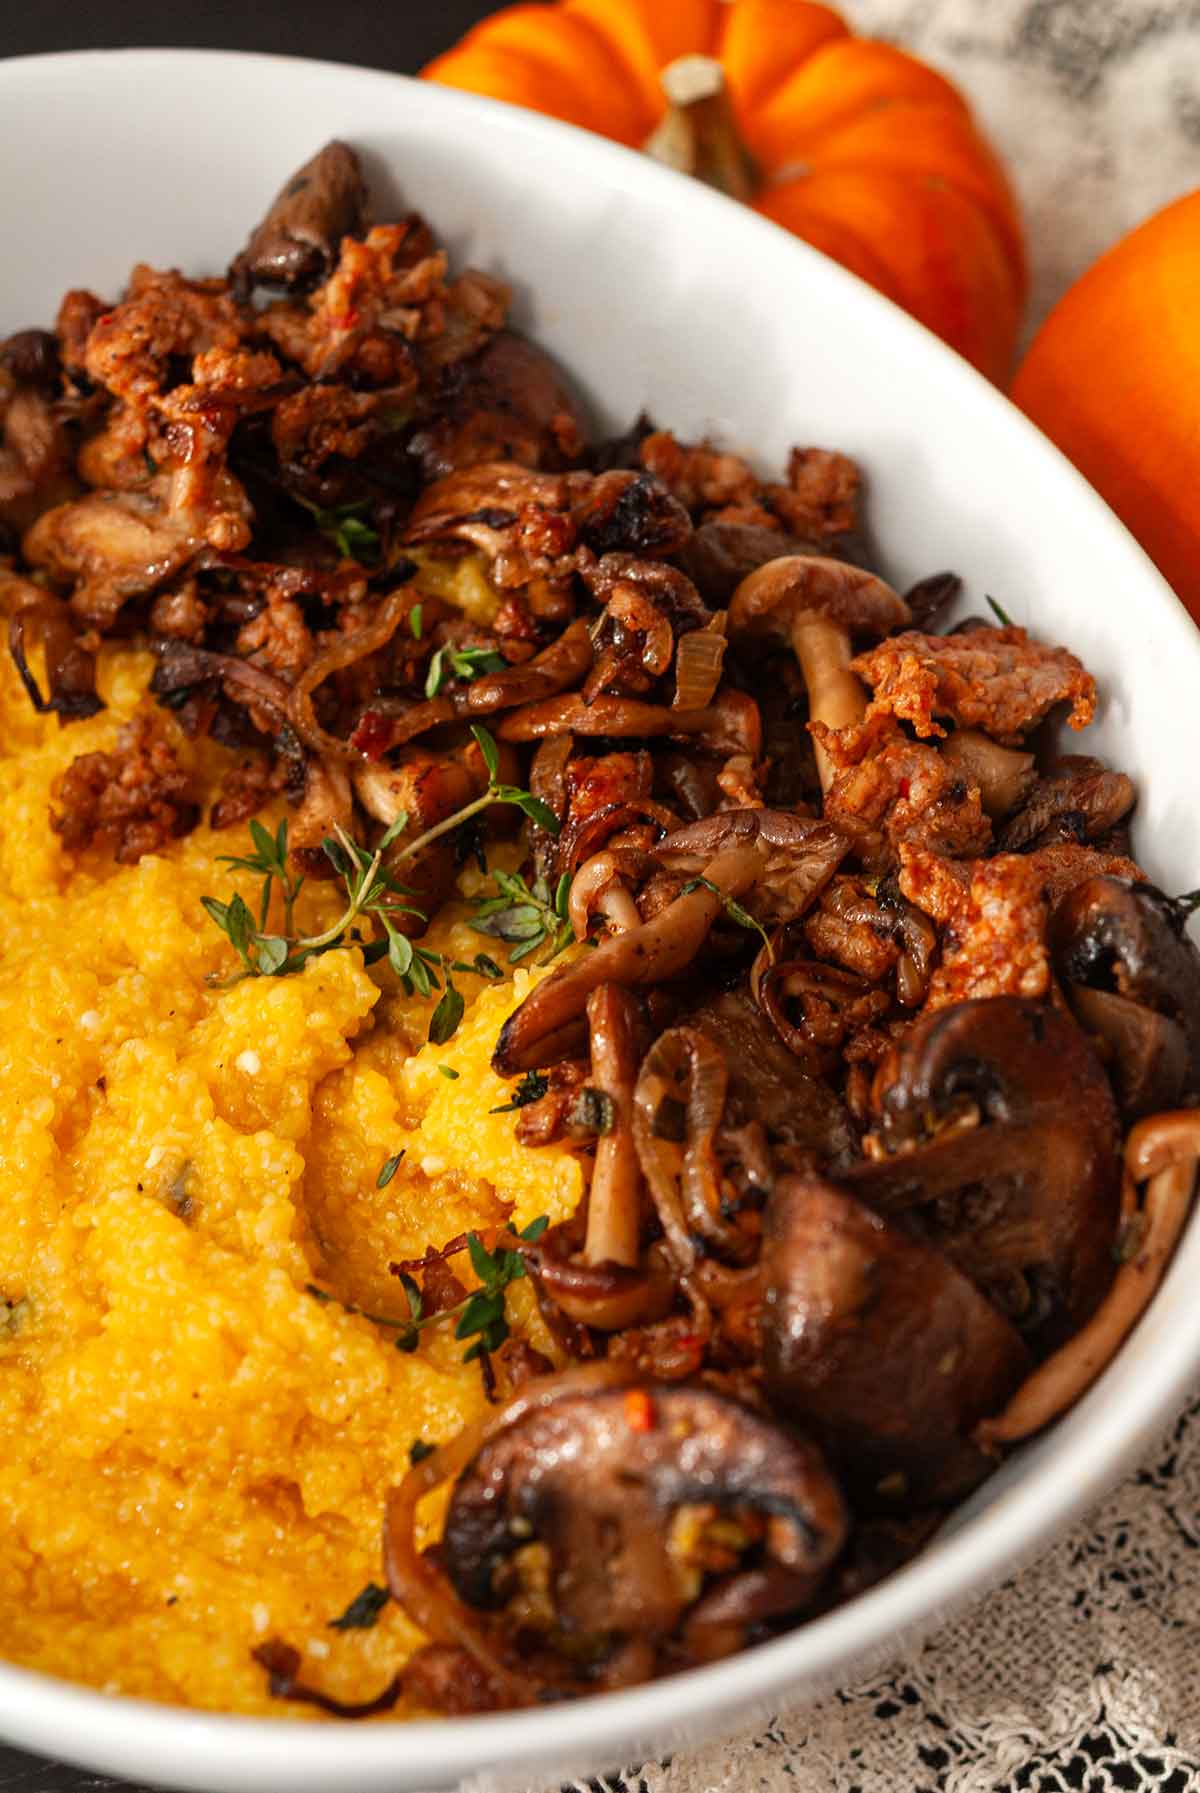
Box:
471 868 574 965
489 1068 549 1114
424 642 508 699
297 496 381 563
202 727 559 1025
985 593 1015 627
307 1217 549 1363
680 876 775 964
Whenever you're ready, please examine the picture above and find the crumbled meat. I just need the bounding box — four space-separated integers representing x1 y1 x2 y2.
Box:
148 581 208 642
271 384 390 470
852 626 1096 744
816 713 991 868
52 716 196 862
638 431 860 541
235 582 314 682
899 845 1050 1010
83 266 244 401
403 1643 509 1716
564 752 653 826
803 877 902 982
54 289 109 376
209 756 289 831
1025 841 1146 910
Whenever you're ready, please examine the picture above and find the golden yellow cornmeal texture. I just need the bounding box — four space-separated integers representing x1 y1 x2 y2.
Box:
0 643 583 1715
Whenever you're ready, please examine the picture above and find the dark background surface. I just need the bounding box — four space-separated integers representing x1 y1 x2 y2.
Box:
2 2 495 71
1 7 500 1793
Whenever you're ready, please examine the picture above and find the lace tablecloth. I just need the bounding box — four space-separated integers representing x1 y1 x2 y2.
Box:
3 1 1199 1789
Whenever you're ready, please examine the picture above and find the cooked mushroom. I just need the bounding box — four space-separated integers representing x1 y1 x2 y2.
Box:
1049 876 1200 1097
530 985 674 1332
762 1172 1030 1504
998 755 1136 851
727 556 910 792
940 729 1035 818
438 1381 847 1672
864 997 1122 1348
492 811 847 1075
230 141 368 293
492 834 766 1075
677 521 813 606
8 589 103 720
410 329 593 479
977 1108 1200 1445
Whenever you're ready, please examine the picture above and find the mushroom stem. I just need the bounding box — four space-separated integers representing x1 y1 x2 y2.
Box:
791 614 865 793
643 56 759 203
941 728 1035 817
600 884 642 934
583 985 643 1270
975 1109 1200 1447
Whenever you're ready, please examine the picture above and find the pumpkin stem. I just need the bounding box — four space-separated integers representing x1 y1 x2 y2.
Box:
644 55 759 204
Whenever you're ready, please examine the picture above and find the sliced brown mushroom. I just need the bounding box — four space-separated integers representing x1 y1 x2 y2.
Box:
864 997 1122 1349
8 591 103 721
762 1172 1030 1504
727 556 910 792
998 755 1135 851
977 1108 1200 1445
410 330 593 480
677 521 813 606
1067 985 1189 1121
439 1381 847 1673
1049 876 1200 1097
494 685 761 757
229 141 368 293
492 812 846 1075
940 728 1035 818
530 986 673 1332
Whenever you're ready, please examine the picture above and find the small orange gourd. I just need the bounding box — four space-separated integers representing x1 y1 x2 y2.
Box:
1013 190 1200 625
423 0 1027 381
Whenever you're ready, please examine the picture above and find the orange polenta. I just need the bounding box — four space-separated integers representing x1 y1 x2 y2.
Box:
0 641 581 1714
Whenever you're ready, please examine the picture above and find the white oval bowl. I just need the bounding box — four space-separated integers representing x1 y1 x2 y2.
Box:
0 46 1197 1793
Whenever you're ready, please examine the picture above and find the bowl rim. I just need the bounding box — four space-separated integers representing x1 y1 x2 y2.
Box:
1 42 1199 1791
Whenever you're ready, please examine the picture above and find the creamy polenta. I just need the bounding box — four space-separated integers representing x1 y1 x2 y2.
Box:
0 641 582 1714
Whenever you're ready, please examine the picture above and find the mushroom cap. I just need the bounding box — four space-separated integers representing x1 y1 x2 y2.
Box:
867 997 1122 1346
229 140 367 292
442 1382 847 1642
1049 875 1200 1090
728 555 910 643
762 1173 1030 1505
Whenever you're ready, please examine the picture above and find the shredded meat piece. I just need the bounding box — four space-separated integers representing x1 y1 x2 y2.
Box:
716 754 765 809
403 1643 508 1716
564 753 653 826
148 580 208 642
271 384 388 469
209 757 288 831
52 715 196 862
853 626 1096 744
771 447 860 540
638 431 860 539
514 1060 589 1147
1025 841 1146 910
816 713 991 869
235 583 314 682
84 267 244 401
55 289 107 376
804 878 902 982
899 845 1050 1010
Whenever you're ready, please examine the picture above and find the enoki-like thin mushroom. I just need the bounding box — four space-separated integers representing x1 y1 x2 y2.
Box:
975 1108 1200 1447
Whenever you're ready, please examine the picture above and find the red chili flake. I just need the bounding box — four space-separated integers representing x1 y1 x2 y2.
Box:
336 309 360 331
624 1389 656 1434
348 709 397 761
897 778 911 799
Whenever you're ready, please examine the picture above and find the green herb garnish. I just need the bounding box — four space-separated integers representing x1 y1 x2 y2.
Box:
679 876 774 963
489 1068 550 1114
201 727 559 1034
408 1438 435 1466
424 643 508 699
985 593 1014 626
299 497 381 563
471 866 574 966
376 1150 406 1190
328 1583 391 1631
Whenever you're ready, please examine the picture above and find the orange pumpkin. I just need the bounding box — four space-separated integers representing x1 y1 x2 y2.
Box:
422 0 1027 381
1013 190 1200 625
